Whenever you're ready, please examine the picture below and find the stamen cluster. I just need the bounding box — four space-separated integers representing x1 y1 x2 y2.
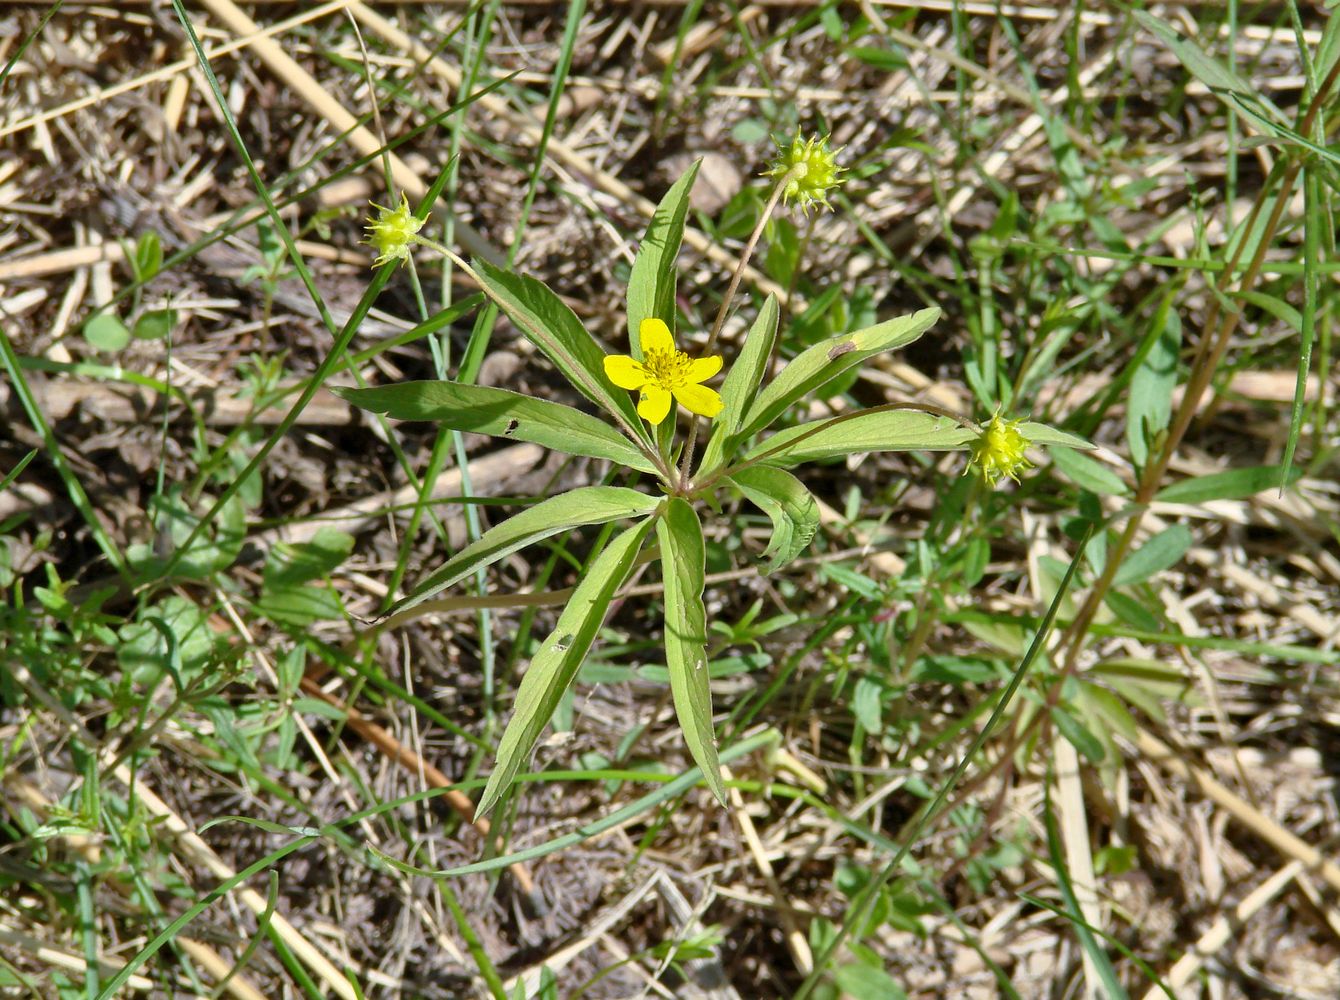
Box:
969 413 1034 485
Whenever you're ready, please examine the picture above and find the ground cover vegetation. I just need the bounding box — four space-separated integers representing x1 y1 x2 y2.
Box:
1 2 1338 997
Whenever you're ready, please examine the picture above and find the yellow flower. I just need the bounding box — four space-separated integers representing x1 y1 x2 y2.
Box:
604 318 723 425
969 412 1034 485
764 132 845 213
363 193 424 268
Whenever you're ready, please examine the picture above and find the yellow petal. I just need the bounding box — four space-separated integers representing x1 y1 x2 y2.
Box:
639 317 675 355
604 354 648 390
685 354 722 384
637 384 673 424
673 383 723 419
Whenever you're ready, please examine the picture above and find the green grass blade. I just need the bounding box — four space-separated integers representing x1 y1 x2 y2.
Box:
1133 10 1288 127
1282 163 1321 487
0 0 63 90
0 450 38 494
160 0 412 576
1018 891 1176 998
1042 784 1130 1000
93 834 319 999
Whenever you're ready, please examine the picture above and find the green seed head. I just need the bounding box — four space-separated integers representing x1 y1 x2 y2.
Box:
363 193 424 268
765 131 845 213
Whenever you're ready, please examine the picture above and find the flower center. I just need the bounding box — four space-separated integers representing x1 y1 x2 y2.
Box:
643 347 693 389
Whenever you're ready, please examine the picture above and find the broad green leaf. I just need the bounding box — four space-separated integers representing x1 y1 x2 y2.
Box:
133 308 176 341
1016 422 1094 450
699 295 781 475
1111 525 1193 589
729 465 819 570
961 617 1028 658
852 675 885 734
335 381 656 473
293 697 347 722
1104 591 1162 632
383 486 659 622
1154 464 1304 504
1050 448 1130 496
821 562 883 601
1076 682 1139 744
255 583 344 626
834 963 907 1000
656 498 727 805
476 518 653 818
848 46 909 73
471 258 647 442
83 313 131 353
910 655 999 685
130 487 246 580
1126 300 1180 468
745 409 974 467
738 307 940 438
627 160 701 355
263 528 354 589
118 595 220 687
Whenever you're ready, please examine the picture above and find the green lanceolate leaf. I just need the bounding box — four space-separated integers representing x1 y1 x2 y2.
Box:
738 307 940 439
656 498 727 805
1127 299 1181 469
627 160 701 356
334 381 656 473
1050 447 1130 496
383 486 659 622
729 465 819 571
471 258 648 442
1015 422 1094 451
476 517 654 819
745 408 974 467
1111 525 1193 588
699 294 781 475
1154 464 1304 504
